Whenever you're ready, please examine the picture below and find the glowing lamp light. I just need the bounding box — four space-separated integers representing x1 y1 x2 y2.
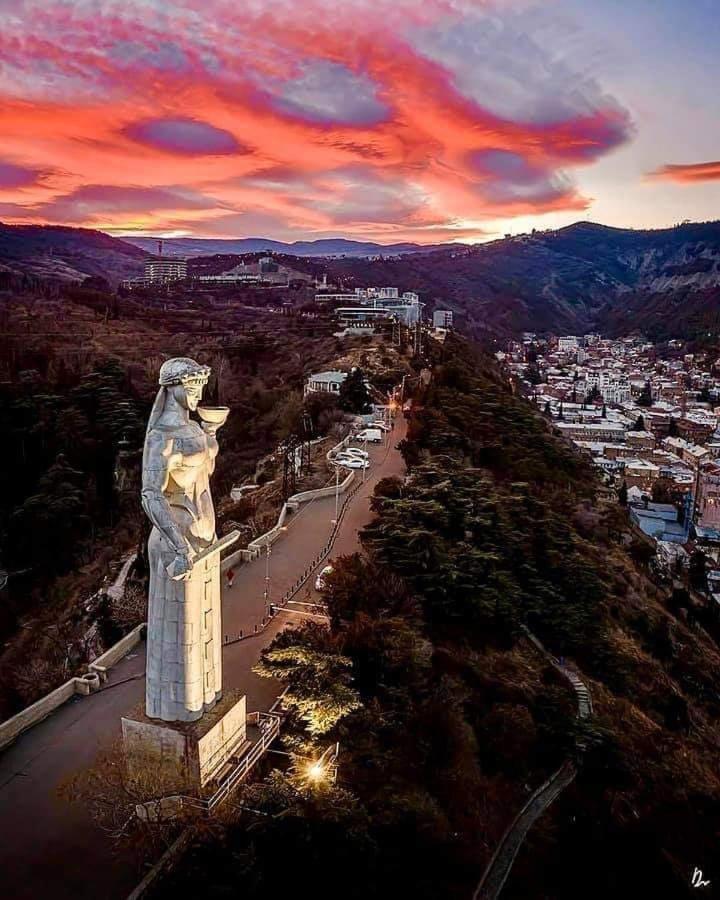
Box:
306 761 325 782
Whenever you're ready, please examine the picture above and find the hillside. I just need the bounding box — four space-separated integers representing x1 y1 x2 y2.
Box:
598 286 720 341
320 221 720 338
0 222 147 284
3 219 720 339
123 235 455 258
0 281 376 718
155 334 720 900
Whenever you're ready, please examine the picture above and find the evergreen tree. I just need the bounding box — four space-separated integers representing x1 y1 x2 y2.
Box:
338 368 372 414
689 549 708 593
637 381 653 408
634 415 646 432
618 480 628 506
668 417 679 437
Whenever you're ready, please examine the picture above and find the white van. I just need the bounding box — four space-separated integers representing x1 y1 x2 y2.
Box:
355 428 383 443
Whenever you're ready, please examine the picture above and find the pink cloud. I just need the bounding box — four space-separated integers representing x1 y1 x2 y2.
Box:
647 160 720 184
0 0 632 240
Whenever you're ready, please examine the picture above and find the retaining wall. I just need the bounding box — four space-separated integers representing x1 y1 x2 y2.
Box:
0 677 92 751
89 623 146 677
287 470 354 504
0 623 147 752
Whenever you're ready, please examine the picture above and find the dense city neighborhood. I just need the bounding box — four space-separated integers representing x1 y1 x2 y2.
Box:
503 334 720 589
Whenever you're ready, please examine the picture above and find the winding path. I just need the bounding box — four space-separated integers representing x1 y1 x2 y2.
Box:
473 628 592 900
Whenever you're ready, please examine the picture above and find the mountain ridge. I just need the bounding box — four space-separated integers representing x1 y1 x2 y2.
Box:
121 235 460 258
2 218 720 339
0 221 147 284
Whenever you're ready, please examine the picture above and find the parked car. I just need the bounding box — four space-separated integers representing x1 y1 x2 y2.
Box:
344 447 369 458
315 565 334 591
355 428 383 443
335 456 369 469
371 421 391 432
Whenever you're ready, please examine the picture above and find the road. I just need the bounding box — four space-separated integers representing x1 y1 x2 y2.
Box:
0 417 407 900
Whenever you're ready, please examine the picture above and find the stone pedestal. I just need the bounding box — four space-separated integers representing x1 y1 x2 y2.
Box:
122 689 247 794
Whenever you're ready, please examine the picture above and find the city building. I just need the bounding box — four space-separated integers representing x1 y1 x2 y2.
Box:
304 370 347 396
557 336 579 351
554 421 627 442
630 500 690 543
433 310 454 329
121 255 188 289
197 260 311 287
697 464 720 528
585 369 631 404
323 286 422 326
143 256 188 283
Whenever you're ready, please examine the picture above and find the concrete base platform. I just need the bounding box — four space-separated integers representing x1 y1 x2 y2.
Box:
121 690 246 795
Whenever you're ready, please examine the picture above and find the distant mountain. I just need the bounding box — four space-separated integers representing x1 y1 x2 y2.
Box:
3 219 720 341
122 236 456 258
0 222 147 284
318 220 720 338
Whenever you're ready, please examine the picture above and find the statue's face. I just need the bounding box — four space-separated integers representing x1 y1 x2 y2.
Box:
171 381 204 412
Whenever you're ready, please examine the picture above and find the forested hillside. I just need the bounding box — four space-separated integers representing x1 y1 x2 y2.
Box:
321 221 720 339
0 283 351 717
157 334 720 900
3 219 720 340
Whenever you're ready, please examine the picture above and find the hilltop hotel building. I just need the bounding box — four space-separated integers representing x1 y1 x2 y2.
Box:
316 286 422 326
121 256 188 289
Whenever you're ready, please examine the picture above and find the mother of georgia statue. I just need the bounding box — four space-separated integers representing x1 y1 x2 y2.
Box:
141 357 233 722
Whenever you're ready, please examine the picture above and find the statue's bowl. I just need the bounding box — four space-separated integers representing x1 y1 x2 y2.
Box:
197 405 230 426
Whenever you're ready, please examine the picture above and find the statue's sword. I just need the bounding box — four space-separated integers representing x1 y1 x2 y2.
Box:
167 529 240 579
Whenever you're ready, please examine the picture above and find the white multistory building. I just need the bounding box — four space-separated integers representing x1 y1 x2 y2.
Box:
558 336 580 351
585 369 631 404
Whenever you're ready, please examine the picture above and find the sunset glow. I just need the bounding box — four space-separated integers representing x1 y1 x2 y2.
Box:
0 0 718 241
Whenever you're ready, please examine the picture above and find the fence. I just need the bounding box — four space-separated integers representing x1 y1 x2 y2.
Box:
174 711 282 813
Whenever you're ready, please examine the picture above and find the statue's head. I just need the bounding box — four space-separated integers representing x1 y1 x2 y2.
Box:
159 357 210 413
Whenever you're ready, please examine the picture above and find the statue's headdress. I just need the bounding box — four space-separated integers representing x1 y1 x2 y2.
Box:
158 357 211 388
146 358 212 438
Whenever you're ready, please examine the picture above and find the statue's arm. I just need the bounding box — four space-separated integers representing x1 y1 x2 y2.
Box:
205 432 219 475
141 432 192 570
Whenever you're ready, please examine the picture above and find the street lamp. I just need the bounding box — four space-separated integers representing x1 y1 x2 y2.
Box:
332 463 340 523
263 543 272 617
302 743 339 785
306 761 325 782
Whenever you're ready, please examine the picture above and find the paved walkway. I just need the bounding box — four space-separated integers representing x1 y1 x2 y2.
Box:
0 418 407 900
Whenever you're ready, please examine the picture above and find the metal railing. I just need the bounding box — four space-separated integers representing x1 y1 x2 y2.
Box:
180 712 282 813
222 475 363 646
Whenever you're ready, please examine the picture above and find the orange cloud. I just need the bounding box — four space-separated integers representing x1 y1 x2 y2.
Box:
647 161 720 184
0 0 631 241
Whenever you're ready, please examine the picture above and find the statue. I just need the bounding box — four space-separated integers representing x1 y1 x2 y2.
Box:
141 357 236 722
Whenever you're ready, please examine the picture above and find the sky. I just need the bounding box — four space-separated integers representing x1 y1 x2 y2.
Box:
0 0 718 243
